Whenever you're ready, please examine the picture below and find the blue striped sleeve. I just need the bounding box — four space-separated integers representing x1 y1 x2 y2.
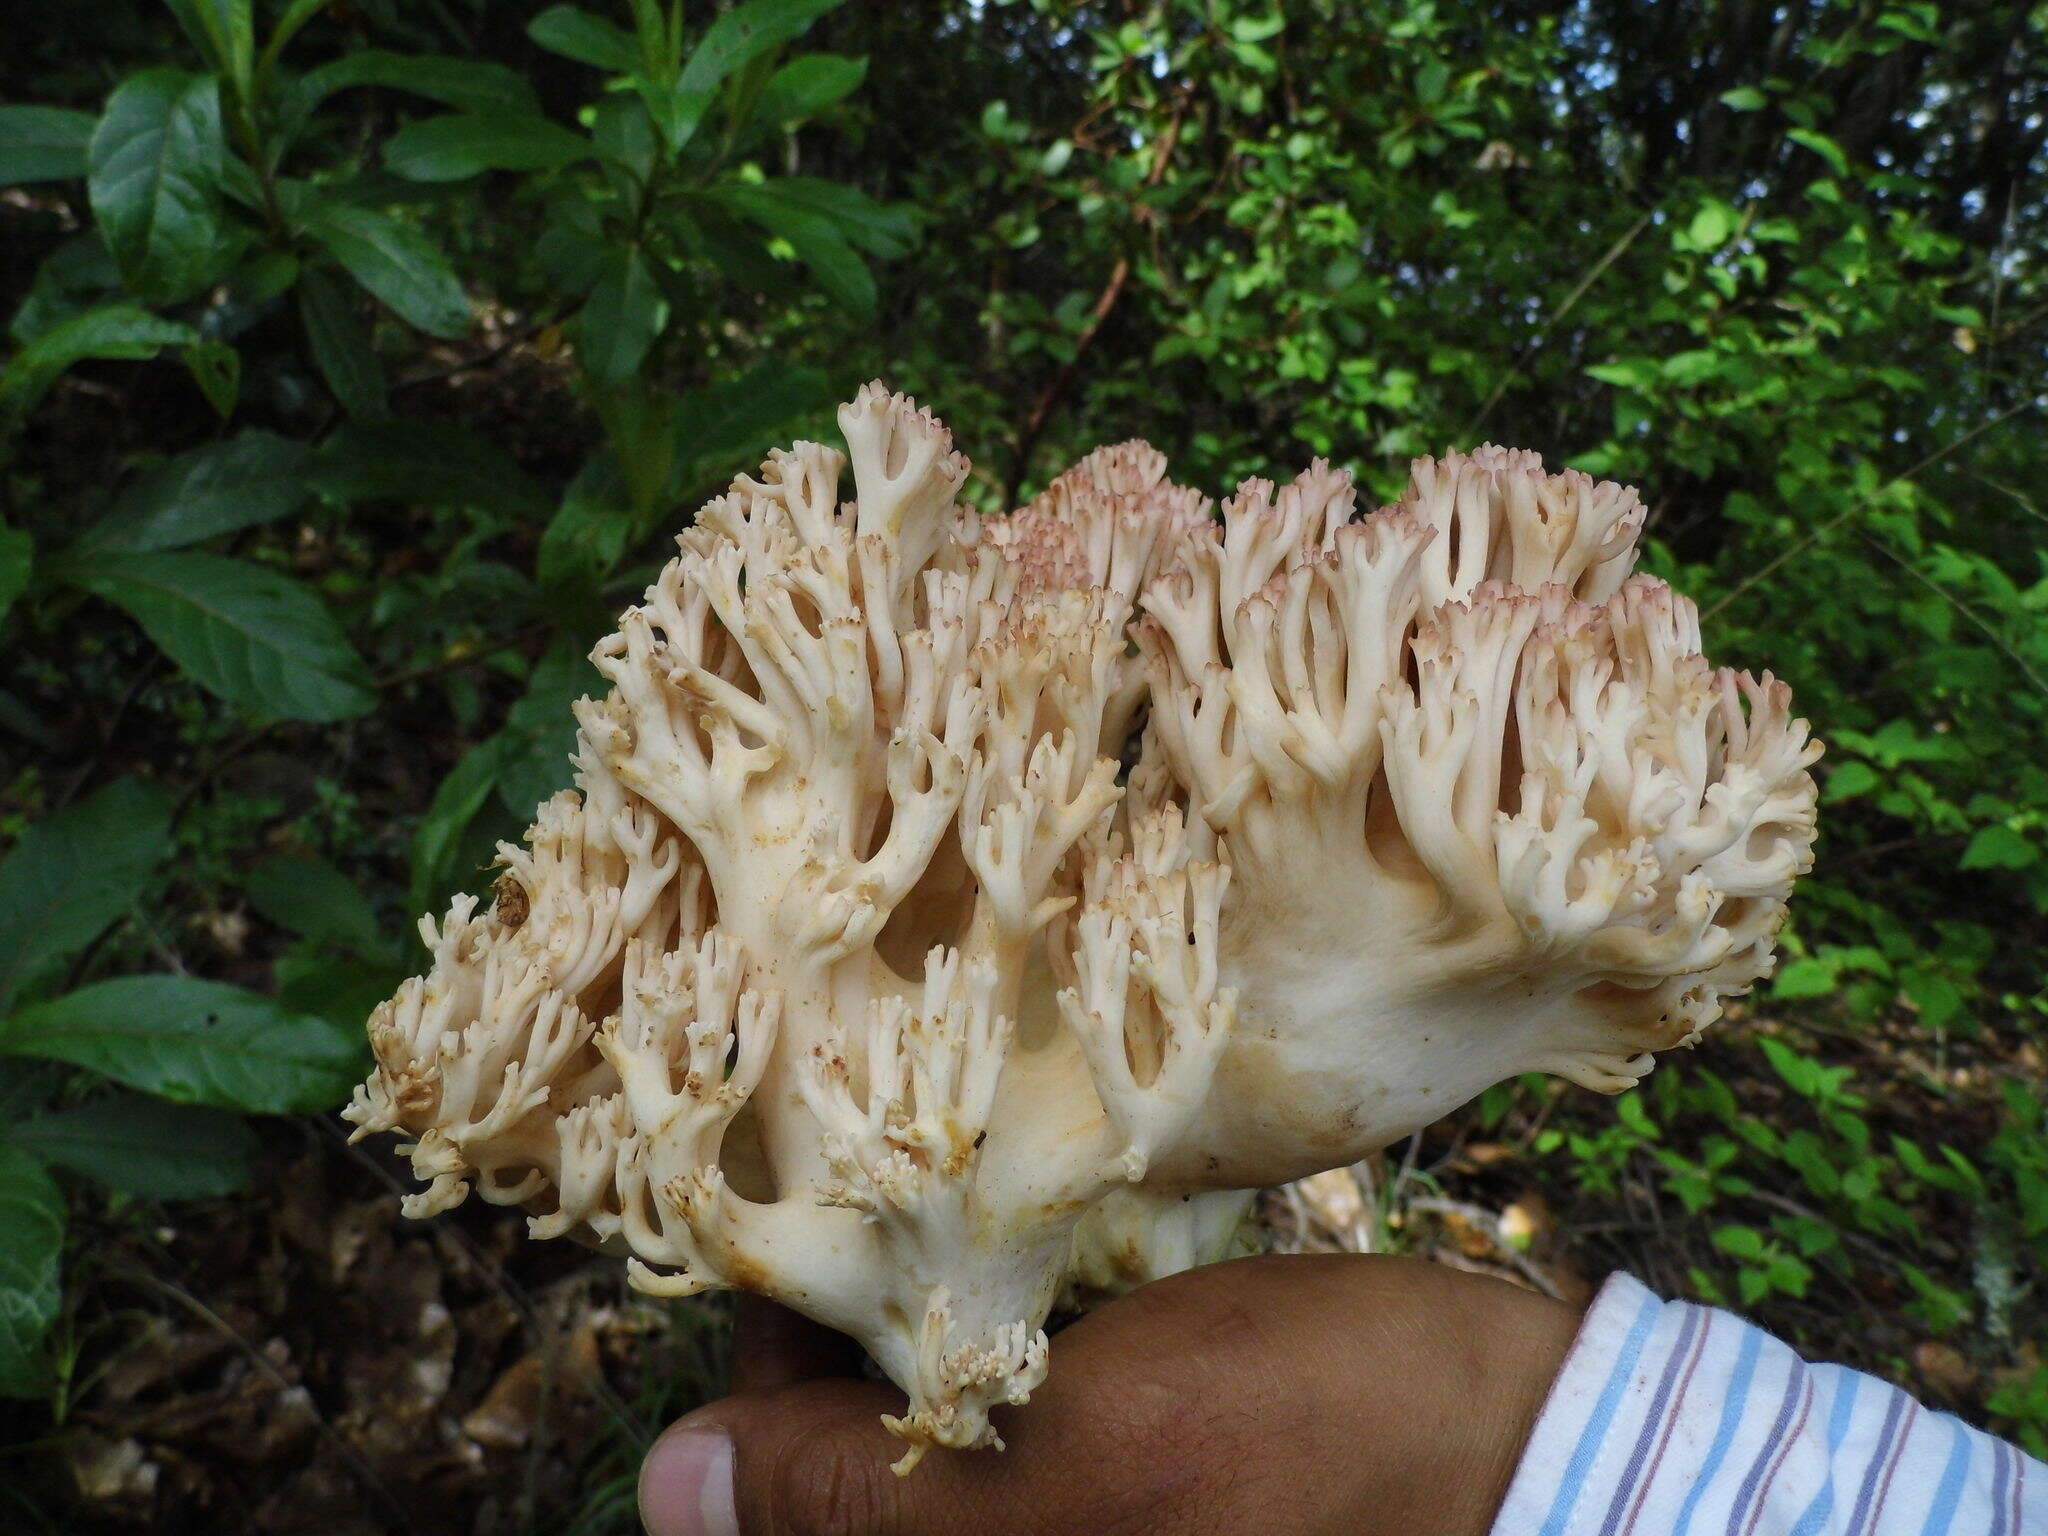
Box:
1490 1273 2047 1536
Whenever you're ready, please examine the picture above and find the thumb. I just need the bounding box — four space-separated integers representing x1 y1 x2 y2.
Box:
640 1377 1023 1536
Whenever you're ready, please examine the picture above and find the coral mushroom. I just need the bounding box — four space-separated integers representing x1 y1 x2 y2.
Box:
347 386 1820 1471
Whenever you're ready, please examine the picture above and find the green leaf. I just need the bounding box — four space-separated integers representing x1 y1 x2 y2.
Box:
538 458 635 598
1786 127 1851 176
0 106 100 186
1686 202 1736 250
1712 1223 1766 1261
87 68 228 304
179 0 256 94
710 183 875 316
181 339 239 418
1822 760 1880 802
591 380 677 520
576 246 668 386
409 735 512 911
1770 956 1838 999
261 0 335 76
243 854 391 960
274 954 405 1033
0 779 174 1014
384 111 595 181
0 1146 62 1398
0 303 200 421
296 266 387 415
680 0 847 99
5 1094 257 1198
310 418 550 513
295 51 540 116
0 524 30 626
529 5 640 71
0 976 362 1114
494 640 603 815
646 0 848 150
672 360 830 485
303 203 471 339
764 177 915 257
1719 87 1768 112
751 54 867 127
70 551 377 721
1961 824 2037 871
83 431 311 553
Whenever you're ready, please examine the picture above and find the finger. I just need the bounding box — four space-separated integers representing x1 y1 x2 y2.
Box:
643 1253 1579 1536
729 1294 865 1396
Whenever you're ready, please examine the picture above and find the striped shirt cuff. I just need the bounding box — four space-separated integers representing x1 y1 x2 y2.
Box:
1490 1271 2045 1536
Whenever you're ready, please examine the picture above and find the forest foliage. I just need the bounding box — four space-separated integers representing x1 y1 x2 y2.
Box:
1 0 2044 1508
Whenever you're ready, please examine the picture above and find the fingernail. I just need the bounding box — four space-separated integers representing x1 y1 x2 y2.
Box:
640 1424 737 1536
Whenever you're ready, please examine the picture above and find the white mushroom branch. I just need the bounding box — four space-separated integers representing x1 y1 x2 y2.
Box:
345 388 1821 1471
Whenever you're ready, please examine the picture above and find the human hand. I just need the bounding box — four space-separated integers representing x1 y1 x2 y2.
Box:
639 1253 1583 1536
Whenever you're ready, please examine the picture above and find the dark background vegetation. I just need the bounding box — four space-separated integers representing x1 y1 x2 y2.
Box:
1 1 2044 1530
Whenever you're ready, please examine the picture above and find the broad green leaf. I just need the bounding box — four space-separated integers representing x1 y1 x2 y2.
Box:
243 854 391 959
295 51 539 116
275 954 406 1033
672 360 830 485
409 735 512 911
751 54 866 127
0 304 199 420
0 976 362 1114
384 111 596 181
529 6 640 71
296 266 386 415
0 779 173 1013
576 246 668 386
0 524 29 625
591 380 677 520
310 418 549 513
1786 127 1850 176
303 204 470 338
6 1094 257 1198
1770 956 1838 999
1686 202 1736 250
187 0 256 95
679 0 846 99
1719 86 1768 111
645 0 848 150
1822 760 1880 802
0 1146 62 1398
538 458 634 599
181 339 239 418
710 183 875 316
1961 824 2037 871
87 69 228 304
261 0 335 76
82 430 311 553
494 640 603 815
763 177 915 256
71 551 377 721
0 106 100 186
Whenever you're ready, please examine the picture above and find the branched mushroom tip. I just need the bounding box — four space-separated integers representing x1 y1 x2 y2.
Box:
346 384 1822 1470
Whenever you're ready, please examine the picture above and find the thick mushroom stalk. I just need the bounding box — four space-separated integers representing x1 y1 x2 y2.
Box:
345 393 1820 1470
